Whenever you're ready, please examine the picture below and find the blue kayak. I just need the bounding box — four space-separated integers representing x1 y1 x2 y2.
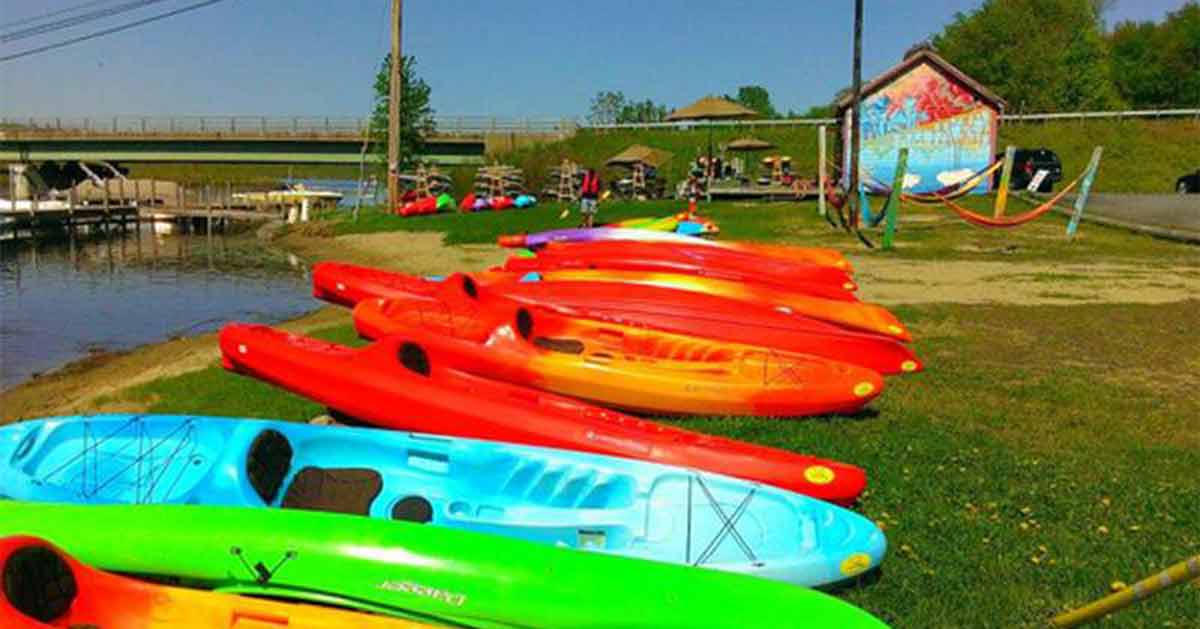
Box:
0 414 886 587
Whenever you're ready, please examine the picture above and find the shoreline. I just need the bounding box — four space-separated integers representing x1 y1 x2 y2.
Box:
0 222 509 422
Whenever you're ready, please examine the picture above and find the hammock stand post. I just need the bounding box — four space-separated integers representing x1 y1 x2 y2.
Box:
993 145 1016 218
882 148 908 250
1066 146 1104 239
1050 554 1199 628
818 125 828 217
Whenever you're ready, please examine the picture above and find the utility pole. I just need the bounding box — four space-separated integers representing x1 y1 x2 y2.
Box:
848 0 864 230
387 0 403 209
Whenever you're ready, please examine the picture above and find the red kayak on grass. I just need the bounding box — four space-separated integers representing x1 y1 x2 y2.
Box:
397 196 439 217
336 269 920 375
501 240 857 293
218 323 868 505
350 290 885 417
312 260 913 346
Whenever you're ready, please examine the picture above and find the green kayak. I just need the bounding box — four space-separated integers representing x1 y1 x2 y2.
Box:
0 503 887 628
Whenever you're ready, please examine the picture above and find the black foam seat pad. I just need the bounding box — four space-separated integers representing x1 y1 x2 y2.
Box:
280 467 383 516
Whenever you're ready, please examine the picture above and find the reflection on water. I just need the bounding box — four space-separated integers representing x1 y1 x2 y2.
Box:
0 225 317 390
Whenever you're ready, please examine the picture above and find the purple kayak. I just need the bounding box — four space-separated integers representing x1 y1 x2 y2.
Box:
498 227 718 249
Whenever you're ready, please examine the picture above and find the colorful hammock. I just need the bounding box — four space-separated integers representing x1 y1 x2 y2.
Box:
936 168 1085 228
864 159 1006 206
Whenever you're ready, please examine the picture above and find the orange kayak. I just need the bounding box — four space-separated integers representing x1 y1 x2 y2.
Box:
0 535 428 629
503 240 857 293
528 269 911 341
353 290 885 417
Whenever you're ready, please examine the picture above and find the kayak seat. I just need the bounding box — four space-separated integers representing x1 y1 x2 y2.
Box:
280 467 382 516
516 308 533 339
391 496 434 523
246 429 294 505
3 545 77 623
399 342 431 377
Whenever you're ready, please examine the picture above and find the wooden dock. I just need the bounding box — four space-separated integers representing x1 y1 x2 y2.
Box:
2 178 330 240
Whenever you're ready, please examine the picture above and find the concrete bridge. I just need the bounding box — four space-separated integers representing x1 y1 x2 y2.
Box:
0 115 577 167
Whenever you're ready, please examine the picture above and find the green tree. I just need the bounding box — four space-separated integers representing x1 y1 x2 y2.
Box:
588 91 628 125
1108 2 1200 108
933 0 1124 112
618 99 670 123
1108 21 1172 107
370 54 434 171
1158 2 1200 108
728 85 779 118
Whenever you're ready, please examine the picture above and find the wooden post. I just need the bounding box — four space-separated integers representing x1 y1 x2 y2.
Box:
882 147 908 250
1067 146 1104 240
993 145 1016 218
818 125 827 216
102 179 111 235
848 0 864 231
386 0 404 209
117 179 127 235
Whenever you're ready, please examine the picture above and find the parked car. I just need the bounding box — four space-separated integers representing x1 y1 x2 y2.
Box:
994 148 1063 192
1177 169 1199 194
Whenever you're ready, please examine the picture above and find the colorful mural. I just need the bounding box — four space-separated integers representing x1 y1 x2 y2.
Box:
844 63 999 195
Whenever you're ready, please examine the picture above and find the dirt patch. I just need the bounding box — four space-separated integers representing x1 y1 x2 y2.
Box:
278 229 508 275
0 307 351 423
852 258 1200 306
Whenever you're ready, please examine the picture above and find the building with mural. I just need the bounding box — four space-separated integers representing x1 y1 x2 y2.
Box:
837 47 1006 195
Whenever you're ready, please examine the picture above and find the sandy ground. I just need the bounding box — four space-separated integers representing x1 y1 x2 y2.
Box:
3 226 1197 422
853 259 1200 306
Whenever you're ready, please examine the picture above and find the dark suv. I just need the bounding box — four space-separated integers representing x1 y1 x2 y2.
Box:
994 148 1063 192
1177 169 1199 194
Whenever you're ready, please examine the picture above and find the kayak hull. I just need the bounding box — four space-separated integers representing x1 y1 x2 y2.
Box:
310 263 920 373
351 284 885 417
503 240 857 293
0 503 889 629
0 535 423 629
218 323 868 505
0 415 886 587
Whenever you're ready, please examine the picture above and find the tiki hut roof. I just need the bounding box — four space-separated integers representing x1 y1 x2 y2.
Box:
665 96 759 121
724 137 776 151
606 145 673 168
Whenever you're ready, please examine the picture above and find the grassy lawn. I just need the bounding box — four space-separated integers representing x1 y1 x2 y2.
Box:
503 119 1200 195
88 195 1200 627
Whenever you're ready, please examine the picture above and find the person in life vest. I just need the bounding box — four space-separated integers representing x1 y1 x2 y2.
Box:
579 168 601 228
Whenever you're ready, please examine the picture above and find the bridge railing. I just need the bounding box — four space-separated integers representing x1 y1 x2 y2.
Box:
4 109 1194 138
0 115 578 137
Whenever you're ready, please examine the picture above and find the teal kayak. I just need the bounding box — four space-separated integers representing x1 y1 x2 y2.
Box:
0 415 885 587
0 502 889 628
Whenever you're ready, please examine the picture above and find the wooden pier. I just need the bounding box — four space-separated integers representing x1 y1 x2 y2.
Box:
2 178 326 241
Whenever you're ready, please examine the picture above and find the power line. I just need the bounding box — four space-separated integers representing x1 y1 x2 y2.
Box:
2 0 173 44
0 0 227 64
1 0 117 31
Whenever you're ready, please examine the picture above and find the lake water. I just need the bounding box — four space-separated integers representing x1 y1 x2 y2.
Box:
0 226 319 390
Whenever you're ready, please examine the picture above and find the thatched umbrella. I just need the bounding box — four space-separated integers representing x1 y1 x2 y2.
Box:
723 137 776 178
666 97 758 176
606 145 673 169
723 137 775 151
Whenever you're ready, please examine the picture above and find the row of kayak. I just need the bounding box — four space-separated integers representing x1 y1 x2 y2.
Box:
398 193 540 216
2 227 909 627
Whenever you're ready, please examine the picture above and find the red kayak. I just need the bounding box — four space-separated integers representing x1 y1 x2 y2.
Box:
311 262 919 371
502 240 857 293
398 196 439 217
351 291 885 417
219 323 867 504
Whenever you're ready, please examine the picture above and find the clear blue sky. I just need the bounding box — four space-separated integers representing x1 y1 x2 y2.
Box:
0 0 1187 119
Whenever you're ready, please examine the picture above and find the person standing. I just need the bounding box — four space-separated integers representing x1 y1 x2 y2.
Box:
579 167 601 228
